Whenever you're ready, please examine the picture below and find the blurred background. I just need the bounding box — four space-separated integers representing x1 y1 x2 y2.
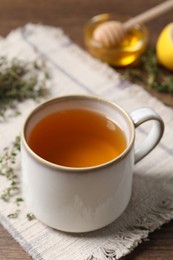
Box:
0 0 172 47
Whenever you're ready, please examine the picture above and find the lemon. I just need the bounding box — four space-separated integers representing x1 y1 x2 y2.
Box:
156 23 173 71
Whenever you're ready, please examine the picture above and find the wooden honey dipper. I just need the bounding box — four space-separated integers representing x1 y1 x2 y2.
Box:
93 0 173 48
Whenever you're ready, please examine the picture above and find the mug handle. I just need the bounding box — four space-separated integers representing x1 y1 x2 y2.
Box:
130 108 164 164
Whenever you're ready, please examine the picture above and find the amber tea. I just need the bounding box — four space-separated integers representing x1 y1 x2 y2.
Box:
28 109 127 167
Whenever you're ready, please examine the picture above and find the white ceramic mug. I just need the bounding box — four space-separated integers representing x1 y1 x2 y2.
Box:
21 95 164 233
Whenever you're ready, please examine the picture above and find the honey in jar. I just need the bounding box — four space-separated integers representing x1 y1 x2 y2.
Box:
84 13 148 67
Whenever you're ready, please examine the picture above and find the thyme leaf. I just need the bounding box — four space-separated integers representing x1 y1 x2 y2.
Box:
8 209 21 219
15 197 24 206
26 213 36 221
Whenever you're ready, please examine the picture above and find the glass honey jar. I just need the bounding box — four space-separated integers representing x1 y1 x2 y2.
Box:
84 13 148 67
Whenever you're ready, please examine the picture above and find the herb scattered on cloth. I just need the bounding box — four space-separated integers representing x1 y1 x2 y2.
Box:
0 56 49 119
0 56 50 219
118 47 173 105
0 136 36 220
0 136 20 202
0 136 23 218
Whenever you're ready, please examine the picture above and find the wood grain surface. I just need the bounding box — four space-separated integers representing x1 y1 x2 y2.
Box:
0 0 173 259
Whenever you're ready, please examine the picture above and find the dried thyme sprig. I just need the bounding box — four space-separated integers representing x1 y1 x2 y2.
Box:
0 136 36 220
0 136 21 202
120 47 173 94
0 56 49 119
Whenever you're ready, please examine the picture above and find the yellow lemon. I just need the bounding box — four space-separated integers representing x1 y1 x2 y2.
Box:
156 23 173 71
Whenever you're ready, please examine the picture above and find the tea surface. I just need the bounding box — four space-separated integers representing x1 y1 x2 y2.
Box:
28 109 127 167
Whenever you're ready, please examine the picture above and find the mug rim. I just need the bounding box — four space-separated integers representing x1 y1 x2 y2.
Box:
21 95 135 172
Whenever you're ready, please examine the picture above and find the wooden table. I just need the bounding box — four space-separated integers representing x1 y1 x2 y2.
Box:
0 0 173 259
